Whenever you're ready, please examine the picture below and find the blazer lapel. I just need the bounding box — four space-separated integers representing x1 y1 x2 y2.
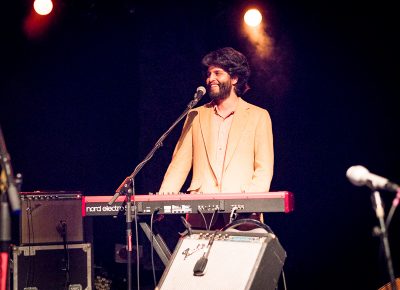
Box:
224 98 249 171
199 105 218 178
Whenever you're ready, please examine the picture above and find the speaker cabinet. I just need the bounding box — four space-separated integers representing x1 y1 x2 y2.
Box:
157 230 286 290
20 192 84 245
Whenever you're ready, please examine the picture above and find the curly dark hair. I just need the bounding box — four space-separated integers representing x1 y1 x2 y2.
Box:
201 47 251 96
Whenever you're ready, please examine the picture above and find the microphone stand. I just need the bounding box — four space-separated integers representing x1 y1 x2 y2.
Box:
371 190 397 290
0 126 21 290
108 92 204 290
0 126 21 213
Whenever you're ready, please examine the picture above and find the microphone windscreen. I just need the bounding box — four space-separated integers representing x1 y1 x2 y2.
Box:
197 86 206 95
193 256 208 276
346 165 369 186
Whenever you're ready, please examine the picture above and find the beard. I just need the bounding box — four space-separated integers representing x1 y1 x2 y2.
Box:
208 80 232 101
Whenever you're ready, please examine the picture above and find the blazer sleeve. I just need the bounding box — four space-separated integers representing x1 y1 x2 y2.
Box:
158 111 196 193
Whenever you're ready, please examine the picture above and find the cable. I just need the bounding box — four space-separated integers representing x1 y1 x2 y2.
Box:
221 218 274 234
150 208 161 288
281 268 287 290
229 206 238 223
385 189 400 229
207 208 219 230
134 201 140 290
58 221 70 290
25 199 35 288
179 216 192 236
197 208 208 230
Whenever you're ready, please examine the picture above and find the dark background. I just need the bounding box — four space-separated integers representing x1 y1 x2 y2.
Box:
1 0 399 289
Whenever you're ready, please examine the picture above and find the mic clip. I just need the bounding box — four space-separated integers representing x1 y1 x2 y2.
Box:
109 176 133 206
117 176 133 195
187 98 200 109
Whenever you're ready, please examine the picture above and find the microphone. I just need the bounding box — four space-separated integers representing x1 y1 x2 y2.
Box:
194 86 206 102
346 165 399 192
187 86 206 109
193 230 218 276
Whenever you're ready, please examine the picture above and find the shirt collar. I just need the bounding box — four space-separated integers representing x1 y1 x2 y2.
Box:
212 98 239 119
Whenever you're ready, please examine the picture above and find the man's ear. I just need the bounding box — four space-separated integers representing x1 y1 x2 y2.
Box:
231 76 238 85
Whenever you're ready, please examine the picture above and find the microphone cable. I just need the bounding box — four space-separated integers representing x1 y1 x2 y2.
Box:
385 188 400 229
207 208 219 230
229 206 238 224
25 199 35 288
197 208 208 230
150 208 161 288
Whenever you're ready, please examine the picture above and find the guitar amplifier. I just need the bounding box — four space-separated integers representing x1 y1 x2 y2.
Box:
157 230 286 290
19 191 84 245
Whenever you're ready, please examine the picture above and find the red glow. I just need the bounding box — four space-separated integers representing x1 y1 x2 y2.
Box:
24 8 53 39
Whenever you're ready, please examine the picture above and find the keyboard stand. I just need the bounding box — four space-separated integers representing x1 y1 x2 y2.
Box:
139 222 172 266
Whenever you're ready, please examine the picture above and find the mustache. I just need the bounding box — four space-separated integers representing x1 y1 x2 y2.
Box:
207 83 220 88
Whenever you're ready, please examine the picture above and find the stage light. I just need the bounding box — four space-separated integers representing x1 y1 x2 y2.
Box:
33 0 53 16
241 7 272 59
244 8 262 27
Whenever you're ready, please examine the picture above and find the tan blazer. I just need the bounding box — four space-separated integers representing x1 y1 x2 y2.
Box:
159 97 274 194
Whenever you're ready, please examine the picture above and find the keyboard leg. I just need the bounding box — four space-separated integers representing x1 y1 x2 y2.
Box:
139 222 171 266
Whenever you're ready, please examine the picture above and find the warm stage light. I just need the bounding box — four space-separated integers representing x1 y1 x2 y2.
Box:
34 0 53 16
241 7 272 59
244 9 262 27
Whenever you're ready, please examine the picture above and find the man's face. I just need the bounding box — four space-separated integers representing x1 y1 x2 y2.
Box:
206 66 237 101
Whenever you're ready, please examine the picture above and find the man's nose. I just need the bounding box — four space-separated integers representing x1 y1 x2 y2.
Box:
208 74 217 82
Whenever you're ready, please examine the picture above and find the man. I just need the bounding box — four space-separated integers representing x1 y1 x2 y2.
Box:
159 47 274 230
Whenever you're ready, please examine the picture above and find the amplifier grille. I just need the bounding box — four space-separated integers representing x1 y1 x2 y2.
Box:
158 230 286 290
20 191 84 245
